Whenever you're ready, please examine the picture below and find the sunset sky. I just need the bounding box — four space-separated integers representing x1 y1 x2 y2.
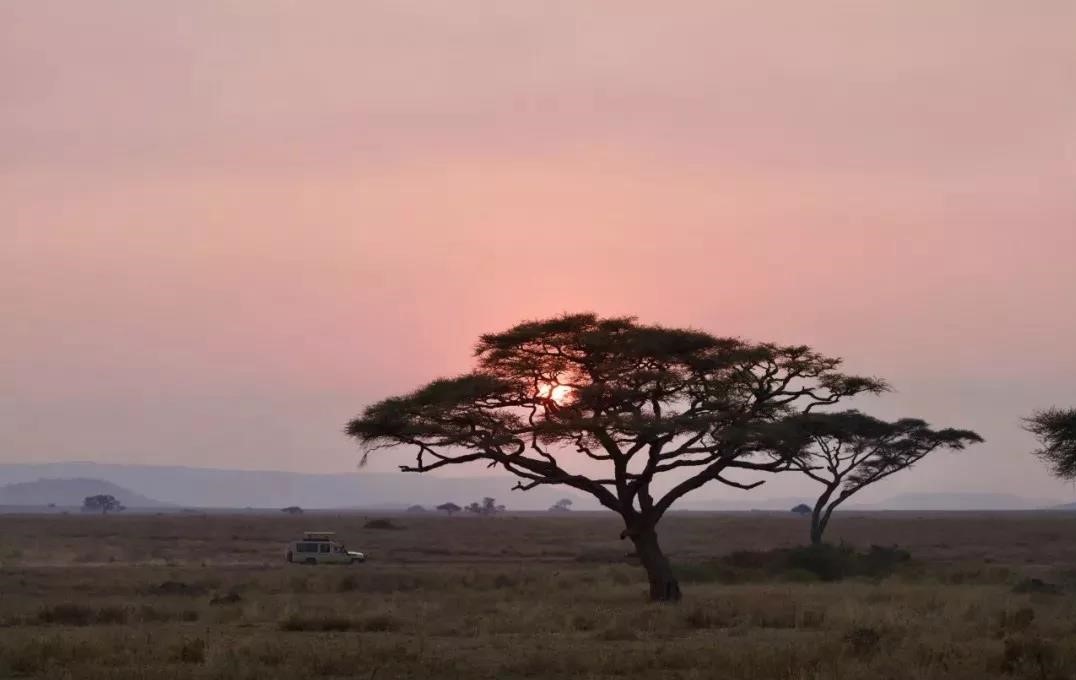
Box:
3 2 1075 502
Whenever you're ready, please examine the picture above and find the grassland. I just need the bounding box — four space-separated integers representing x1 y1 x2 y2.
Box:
1 511 1075 679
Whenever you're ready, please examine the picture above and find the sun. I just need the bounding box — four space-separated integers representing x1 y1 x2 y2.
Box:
537 381 573 406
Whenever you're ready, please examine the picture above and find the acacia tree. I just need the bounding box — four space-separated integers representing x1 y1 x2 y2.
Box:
82 494 125 514
346 313 886 601
436 502 462 516
772 411 982 544
1024 408 1076 479
550 498 573 512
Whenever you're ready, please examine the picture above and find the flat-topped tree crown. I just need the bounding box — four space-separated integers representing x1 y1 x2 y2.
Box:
346 312 887 601
770 410 982 544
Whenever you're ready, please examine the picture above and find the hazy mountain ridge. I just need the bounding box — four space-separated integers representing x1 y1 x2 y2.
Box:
664 492 1057 512
0 463 582 511
0 477 167 508
0 463 1063 512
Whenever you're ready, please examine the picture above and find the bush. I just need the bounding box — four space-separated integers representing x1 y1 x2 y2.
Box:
209 591 243 606
338 574 358 592
1000 635 1061 677
37 604 127 626
844 627 882 657
170 637 206 664
279 613 402 633
280 615 354 632
37 604 94 626
149 580 207 597
357 613 401 632
1012 578 1061 595
363 518 402 530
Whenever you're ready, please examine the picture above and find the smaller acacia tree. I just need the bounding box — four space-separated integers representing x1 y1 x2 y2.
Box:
436 502 462 516
790 503 811 516
550 498 573 512
774 411 982 544
83 494 125 514
1024 408 1076 479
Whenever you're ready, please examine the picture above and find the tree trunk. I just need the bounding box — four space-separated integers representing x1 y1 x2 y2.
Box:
809 514 824 545
631 530 681 602
810 488 837 545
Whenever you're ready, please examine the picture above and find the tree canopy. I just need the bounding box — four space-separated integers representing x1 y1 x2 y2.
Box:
772 411 981 543
346 313 888 600
436 502 462 515
1024 408 1076 480
82 494 124 514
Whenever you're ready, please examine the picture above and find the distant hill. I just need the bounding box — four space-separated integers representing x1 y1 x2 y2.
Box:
673 492 1052 512
854 493 1049 511
0 463 584 511
0 477 167 508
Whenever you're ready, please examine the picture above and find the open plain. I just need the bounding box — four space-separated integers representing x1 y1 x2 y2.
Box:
1 511 1075 679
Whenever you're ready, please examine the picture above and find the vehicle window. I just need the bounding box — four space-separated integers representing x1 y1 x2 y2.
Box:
319 543 330 553
297 543 317 553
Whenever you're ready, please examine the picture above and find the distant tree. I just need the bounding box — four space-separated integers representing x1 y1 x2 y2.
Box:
406 504 427 513
280 506 304 515
1024 408 1076 479
346 313 887 601
464 498 503 516
773 411 982 544
790 503 811 516
549 498 573 512
436 502 461 516
82 494 125 514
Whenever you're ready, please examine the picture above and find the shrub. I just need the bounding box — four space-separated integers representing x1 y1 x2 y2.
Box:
999 607 1036 633
209 592 243 606
170 637 206 664
279 613 402 633
844 627 882 657
280 615 355 632
149 580 207 597
1000 635 1061 677
357 613 401 632
35 603 130 626
37 603 95 626
363 518 402 530
338 574 358 592
704 544 913 583
1012 578 1061 595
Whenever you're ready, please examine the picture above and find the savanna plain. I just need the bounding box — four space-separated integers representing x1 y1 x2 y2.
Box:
1 511 1075 680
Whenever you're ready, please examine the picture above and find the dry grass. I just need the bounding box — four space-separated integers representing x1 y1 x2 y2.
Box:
1 512 1076 679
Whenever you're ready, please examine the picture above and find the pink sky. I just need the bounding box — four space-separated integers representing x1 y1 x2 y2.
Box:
3 2 1075 501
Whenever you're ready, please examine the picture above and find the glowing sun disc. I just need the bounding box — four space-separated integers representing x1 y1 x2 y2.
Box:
537 382 573 405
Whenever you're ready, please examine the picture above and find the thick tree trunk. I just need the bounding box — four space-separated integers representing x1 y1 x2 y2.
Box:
810 488 836 546
809 515 824 545
631 530 681 602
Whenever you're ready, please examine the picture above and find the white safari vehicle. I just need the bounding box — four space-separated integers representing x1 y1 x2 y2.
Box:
286 531 366 565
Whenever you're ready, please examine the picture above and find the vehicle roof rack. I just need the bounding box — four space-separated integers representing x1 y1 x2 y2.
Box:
303 531 335 540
